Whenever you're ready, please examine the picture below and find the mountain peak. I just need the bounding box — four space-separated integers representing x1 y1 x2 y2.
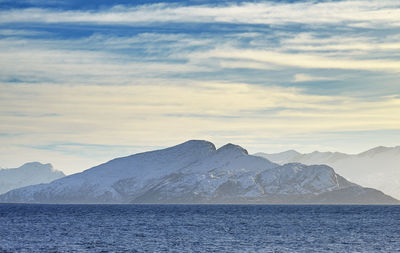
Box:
0 162 65 195
20 162 53 170
281 150 300 156
174 140 216 151
358 146 392 156
217 143 248 155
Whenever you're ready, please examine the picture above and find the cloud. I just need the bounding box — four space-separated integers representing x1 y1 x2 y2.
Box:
1 82 399 141
282 33 400 52
0 29 49 36
1 1 400 27
193 47 400 73
293 74 334 83
1 32 399 92
0 41 210 85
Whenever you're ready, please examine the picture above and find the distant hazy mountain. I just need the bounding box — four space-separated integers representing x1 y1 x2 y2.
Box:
0 141 397 204
255 146 400 199
0 162 65 194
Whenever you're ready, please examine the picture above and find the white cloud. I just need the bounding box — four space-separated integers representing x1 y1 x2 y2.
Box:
2 33 399 91
293 74 334 83
0 29 49 36
193 47 400 73
1 1 400 27
281 33 400 53
0 44 210 85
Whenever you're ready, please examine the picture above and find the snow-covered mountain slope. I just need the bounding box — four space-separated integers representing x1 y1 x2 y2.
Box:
0 141 397 204
0 162 65 194
255 146 400 199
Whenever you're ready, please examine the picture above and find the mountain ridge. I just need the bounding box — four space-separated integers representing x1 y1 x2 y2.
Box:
255 145 400 199
0 162 65 195
0 141 398 204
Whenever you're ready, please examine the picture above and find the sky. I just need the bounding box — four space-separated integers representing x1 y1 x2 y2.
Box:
1 0 400 174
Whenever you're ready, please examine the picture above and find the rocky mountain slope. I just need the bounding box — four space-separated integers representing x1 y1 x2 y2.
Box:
255 146 400 199
0 162 65 194
0 141 397 204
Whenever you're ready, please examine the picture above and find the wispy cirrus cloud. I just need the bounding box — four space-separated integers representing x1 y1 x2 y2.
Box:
1 1 400 88
1 1 400 27
192 47 400 73
281 33 400 53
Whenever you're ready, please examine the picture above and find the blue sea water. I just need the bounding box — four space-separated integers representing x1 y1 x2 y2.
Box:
0 204 399 252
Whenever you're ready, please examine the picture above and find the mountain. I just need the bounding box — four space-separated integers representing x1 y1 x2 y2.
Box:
255 146 400 199
257 150 301 164
0 141 397 204
0 162 65 195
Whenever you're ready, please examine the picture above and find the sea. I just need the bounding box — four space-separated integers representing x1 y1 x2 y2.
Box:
0 204 399 252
